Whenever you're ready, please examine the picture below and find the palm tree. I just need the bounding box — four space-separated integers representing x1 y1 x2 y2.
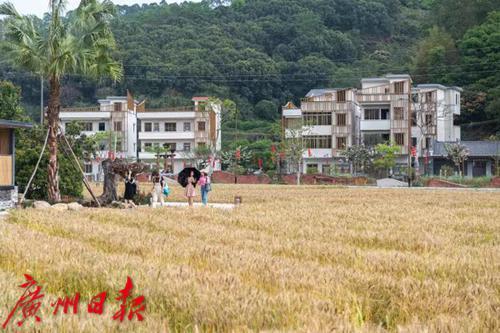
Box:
0 1 122 202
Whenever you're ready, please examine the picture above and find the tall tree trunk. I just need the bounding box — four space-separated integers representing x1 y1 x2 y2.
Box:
47 76 61 203
99 159 118 204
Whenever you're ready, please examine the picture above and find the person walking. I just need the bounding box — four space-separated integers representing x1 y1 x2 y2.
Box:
198 170 211 206
185 170 197 207
151 171 164 206
124 170 137 206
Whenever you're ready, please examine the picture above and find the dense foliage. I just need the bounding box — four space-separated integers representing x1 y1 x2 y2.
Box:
1 0 499 143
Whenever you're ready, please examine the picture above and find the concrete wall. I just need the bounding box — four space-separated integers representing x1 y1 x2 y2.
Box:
0 186 17 210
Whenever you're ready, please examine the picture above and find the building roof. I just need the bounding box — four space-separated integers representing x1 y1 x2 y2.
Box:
361 74 412 83
432 141 500 157
416 84 462 92
305 88 351 97
192 96 209 101
0 119 33 129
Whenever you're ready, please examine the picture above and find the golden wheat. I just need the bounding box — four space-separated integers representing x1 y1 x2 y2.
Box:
1 185 499 332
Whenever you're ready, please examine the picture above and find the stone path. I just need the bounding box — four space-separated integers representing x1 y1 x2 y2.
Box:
151 202 236 210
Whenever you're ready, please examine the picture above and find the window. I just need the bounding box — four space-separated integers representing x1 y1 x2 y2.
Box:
183 122 191 132
114 102 122 112
198 142 206 147
285 118 301 129
304 136 332 149
306 164 318 174
84 163 92 174
395 133 405 146
144 143 152 149
364 109 379 120
115 140 122 151
153 142 160 148
381 109 389 120
113 121 122 132
425 92 433 103
198 122 206 131
363 133 390 146
163 142 175 151
411 112 417 126
83 122 93 131
183 143 191 152
336 113 347 126
364 108 390 120
144 122 152 132
425 114 433 126
303 113 332 126
425 137 432 149
412 137 417 147
98 122 105 131
322 164 331 175
165 122 176 132
394 81 405 94
394 107 404 120
336 137 347 150
153 122 160 132
336 90 346 102
456 94 459 105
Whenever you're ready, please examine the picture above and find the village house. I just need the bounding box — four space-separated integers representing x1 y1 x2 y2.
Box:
282 74 463 176
0 119 33 210
59 93 221 180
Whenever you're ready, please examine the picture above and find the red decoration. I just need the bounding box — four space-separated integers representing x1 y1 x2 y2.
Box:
112 277 145 322
258 158 263 169
51 293 80 315
2 274 45 329
235 149 241 160
308 148 312 157
411 146 417 157
88 292 107 315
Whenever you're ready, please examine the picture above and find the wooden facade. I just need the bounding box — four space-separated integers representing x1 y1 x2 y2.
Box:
0 120 33 187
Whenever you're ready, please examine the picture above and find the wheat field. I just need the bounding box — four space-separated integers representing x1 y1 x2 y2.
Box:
0 185 499 332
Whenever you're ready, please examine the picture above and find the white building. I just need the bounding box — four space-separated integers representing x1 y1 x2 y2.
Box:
282 74 461 175
60 93 221 180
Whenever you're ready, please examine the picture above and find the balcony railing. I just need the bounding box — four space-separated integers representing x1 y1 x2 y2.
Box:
61 106 103 112
143 106 195 112
301 101 354 112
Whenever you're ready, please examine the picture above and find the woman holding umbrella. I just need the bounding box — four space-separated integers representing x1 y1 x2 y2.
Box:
185 170 197 206
178 167 201 207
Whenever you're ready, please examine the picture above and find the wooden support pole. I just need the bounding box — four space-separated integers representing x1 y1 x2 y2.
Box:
61 134 101 207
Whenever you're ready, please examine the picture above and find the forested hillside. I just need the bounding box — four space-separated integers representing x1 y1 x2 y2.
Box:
1 0 499 140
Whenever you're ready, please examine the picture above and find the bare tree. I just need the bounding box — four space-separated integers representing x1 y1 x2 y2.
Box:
412 92 455 175
283 121 311 185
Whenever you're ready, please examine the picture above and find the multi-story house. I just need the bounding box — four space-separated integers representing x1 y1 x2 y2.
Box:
282 88 359 174
282 74 461 175
137 96 222 173
60 93 221 180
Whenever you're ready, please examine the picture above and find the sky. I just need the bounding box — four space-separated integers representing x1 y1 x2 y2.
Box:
2 1 200 17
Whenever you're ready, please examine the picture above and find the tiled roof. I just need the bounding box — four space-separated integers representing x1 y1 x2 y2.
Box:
432 141 500 157
0 119 33 129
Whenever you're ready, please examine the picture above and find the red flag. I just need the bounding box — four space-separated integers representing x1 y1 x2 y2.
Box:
258 158 263 169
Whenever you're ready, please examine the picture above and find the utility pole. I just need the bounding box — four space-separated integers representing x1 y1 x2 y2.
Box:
40 76 44 124
407 80 412 187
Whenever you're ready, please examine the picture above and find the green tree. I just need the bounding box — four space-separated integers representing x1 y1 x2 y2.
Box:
341 145 372 176
0 81 27 121
414 26 459 83
445 142 470 177
254 100 277 120
373 143 400 178
0 0 123 202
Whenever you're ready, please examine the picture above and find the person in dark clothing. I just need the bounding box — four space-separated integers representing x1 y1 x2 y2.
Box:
124 171 137 205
